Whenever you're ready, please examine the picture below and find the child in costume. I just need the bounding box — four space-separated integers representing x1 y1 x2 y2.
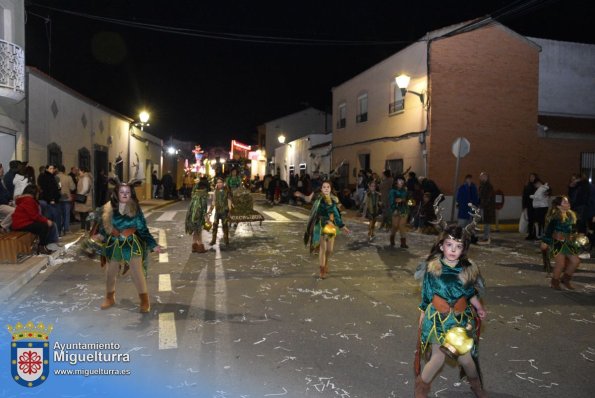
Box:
389 175 409 248
414 198 487 397
540 195 582 290
225 168 242 191
299 180 351 279
362 180 382 241
185 176 210 253
208 177 233 246
93 180 163 313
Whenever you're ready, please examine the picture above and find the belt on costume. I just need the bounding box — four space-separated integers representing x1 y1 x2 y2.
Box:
552 231 570 241
432 296 467 313
110 228 137 238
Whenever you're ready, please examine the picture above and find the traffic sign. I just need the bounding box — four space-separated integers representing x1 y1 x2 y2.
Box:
452 137 470 158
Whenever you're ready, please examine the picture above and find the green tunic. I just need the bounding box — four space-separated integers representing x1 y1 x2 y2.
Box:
100 206 157 274
418 259 480 356
389 188 409 216
542 213 580 256
304 194 345 252
185 187 208 234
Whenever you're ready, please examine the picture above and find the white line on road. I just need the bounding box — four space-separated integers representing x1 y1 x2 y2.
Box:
262 211 291 221
158 229 168 263
287 211 310 220
159 312 178 350
156 211 178 221
158 274 172 292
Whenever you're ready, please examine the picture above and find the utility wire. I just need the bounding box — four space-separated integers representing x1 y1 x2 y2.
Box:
25 1 413 46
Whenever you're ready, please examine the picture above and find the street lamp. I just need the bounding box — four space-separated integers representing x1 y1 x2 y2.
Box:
135 110 151 130
395 74 425 104
278 134 286 144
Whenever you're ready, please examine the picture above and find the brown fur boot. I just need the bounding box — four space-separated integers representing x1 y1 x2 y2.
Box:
390 234 395 246
550 278 561 290
139 293 151 313
400 238 409 248
100 291 115 310
468 377 488 398
195 243 207 253
414 376 431 397
561 273 575 290
192 243 199 252
319 266 326 279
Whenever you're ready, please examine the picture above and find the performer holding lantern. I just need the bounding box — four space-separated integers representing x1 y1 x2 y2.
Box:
413 195 487 397
300 180 350 279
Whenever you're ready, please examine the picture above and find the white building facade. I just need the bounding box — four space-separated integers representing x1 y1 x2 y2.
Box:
274 133 332 182
264 107 330 173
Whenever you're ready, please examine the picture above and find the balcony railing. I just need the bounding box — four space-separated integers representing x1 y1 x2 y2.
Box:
356 113 368 123
0 39 25 101
336 118 346 129
389 100 404 114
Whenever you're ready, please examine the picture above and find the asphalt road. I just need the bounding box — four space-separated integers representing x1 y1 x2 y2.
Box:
0 197 593 397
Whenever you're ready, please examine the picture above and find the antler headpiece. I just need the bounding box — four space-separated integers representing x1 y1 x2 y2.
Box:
431 194 481 242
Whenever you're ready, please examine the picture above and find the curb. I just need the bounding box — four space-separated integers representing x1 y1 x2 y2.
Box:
0 256 49 302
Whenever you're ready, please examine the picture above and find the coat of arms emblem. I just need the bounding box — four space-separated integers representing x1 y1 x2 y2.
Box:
7 321 53 387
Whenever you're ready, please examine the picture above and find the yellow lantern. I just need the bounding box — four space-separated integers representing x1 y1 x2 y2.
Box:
441 326 474 358
322 223 337 237
203 220 213 231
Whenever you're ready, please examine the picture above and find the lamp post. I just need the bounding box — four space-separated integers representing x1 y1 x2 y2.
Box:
278 134 286 144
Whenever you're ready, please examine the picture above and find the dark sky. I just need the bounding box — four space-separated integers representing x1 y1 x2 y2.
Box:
24 0 594 147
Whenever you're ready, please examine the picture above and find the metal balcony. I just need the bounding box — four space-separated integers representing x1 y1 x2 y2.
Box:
356 113 368 123
0 39 25 102
336 118 346 129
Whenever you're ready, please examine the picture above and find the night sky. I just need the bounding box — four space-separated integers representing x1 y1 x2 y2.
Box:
24 0 594 148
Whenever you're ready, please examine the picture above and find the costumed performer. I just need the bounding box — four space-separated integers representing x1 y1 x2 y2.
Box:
185 176 210 253
389 174 410 248
208 177 233 246
362 179 382 241
299 180 350 279
93 180 163 313
414 196 487 397
540 195 582 290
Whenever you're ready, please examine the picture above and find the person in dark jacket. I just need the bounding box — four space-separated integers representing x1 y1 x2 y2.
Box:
478 172 496 244
522 173 538 239
568 174 590 233
456 175 479 227
3 160 21 199
37 164 62 227
11 185 56 254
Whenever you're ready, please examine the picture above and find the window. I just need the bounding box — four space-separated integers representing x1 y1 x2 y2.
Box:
385 159 403 177
358 154 370 172
389 81 405 115
356 94 368 123
78 147 91 171
337 103 346 129
47 143 62 167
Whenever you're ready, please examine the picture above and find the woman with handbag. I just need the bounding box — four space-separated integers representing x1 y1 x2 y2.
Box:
74 167 93 231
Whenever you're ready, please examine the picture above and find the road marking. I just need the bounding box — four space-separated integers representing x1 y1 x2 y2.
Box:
158 312 178 350
158 229 168 263
158 274 172 292
262 211 291 221
287 211 310 220
156 211 178 221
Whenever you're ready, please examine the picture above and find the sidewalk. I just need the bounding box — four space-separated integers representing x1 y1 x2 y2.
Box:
0 199 176 302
